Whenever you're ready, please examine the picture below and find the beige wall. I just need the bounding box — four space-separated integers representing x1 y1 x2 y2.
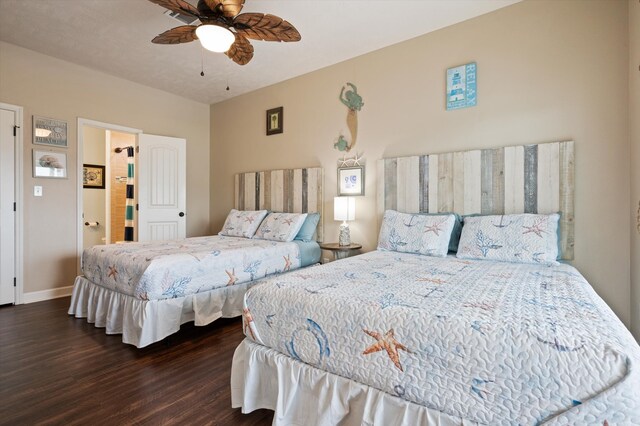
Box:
0 41 210 295
211 0 632 327
630 0 640 340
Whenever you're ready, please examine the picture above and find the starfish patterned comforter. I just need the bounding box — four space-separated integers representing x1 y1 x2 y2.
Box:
242 251 640 424
82 235 303 300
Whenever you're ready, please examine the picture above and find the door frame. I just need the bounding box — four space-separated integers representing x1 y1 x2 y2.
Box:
77 118 141 275
0 102 24 304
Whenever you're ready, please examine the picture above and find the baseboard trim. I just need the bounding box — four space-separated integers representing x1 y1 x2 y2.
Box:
23 285 73 304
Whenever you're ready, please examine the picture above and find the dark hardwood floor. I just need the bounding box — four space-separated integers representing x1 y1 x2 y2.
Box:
0 297 273 425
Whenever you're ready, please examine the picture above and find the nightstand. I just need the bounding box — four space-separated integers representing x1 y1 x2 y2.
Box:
319 242 362 262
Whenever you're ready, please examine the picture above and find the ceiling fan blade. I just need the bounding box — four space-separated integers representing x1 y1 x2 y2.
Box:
148 0 201 18
233 13 301 42
202 0 245 18
226 33 254 65
152 25 198 44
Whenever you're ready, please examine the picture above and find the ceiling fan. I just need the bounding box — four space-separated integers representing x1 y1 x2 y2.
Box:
148 0 301 65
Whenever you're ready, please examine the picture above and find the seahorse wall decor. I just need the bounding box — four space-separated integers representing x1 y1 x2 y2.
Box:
334 82 364 152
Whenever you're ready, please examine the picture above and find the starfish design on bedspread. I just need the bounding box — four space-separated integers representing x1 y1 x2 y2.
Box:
423 219 447 236
282 218 295 225
107 266 118 280
522 217 548 238
283 255 292 271
226 268 238 286
362 328 411 372
243 308 256 340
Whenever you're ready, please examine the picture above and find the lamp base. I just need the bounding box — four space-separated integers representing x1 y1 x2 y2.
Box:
338 222 351 246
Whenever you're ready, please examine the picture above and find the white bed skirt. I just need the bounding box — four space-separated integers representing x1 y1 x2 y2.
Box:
68 276 250 348
231 339 476 426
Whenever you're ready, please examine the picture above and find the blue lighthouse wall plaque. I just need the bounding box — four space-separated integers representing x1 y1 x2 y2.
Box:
446 62 477 111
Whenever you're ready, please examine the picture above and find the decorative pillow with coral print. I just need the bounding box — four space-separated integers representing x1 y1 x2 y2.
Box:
254 212 308 242
219 209 268 238
456 213 560 265
377 210 456 257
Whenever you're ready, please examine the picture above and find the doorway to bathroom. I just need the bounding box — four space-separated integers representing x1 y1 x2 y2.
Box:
82 126 138 248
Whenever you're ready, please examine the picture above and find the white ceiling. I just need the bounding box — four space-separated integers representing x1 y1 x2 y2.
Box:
0 0 519 105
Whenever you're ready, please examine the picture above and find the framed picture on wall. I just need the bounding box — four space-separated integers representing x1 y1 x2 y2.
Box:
337 165 364 196
33 149 67 178
83 164 105 189
266 106 283 135
33 115 68 148
446 62 477 111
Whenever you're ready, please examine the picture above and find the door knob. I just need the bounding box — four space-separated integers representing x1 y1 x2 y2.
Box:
179 212 185 217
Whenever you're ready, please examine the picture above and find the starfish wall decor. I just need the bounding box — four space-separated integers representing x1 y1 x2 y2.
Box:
338 153 364 168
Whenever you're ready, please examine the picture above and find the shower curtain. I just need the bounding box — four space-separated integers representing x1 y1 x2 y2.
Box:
124 146 135 242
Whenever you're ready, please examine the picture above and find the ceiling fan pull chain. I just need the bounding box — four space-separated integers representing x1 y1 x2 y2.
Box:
200 45 205 77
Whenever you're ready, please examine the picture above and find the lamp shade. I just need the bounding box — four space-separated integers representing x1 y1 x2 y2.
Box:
334 196 355 221
195 24 235 53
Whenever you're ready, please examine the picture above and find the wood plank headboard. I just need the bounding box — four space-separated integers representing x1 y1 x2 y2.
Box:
377 141 575 260
234 167 324 242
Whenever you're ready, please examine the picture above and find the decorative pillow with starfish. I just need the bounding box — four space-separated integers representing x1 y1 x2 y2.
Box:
254 212 308 242
377 210 456 257
457 213 560 265
219 209 268 238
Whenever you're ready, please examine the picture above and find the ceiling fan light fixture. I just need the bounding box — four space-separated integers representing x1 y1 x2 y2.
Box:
195 24 235 53
148 0 301 65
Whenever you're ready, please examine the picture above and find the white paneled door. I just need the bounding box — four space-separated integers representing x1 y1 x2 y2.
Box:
0 107 16 304
138 134 186 242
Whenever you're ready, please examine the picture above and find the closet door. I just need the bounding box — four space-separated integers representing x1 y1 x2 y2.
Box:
137 134 186 241
0 107 16 304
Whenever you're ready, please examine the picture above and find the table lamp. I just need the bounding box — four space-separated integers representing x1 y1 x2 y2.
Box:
334 196 355 246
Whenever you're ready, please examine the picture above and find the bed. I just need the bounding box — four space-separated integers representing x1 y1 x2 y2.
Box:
232 250 640 424
231 142 640 424
68 166 324 348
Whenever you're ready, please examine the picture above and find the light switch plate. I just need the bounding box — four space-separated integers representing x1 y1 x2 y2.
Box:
34 186 43 197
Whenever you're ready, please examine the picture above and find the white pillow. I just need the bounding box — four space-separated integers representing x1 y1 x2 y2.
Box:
456 213 560 265
219 209 268 238
377 210 456 257
254 212 308 242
